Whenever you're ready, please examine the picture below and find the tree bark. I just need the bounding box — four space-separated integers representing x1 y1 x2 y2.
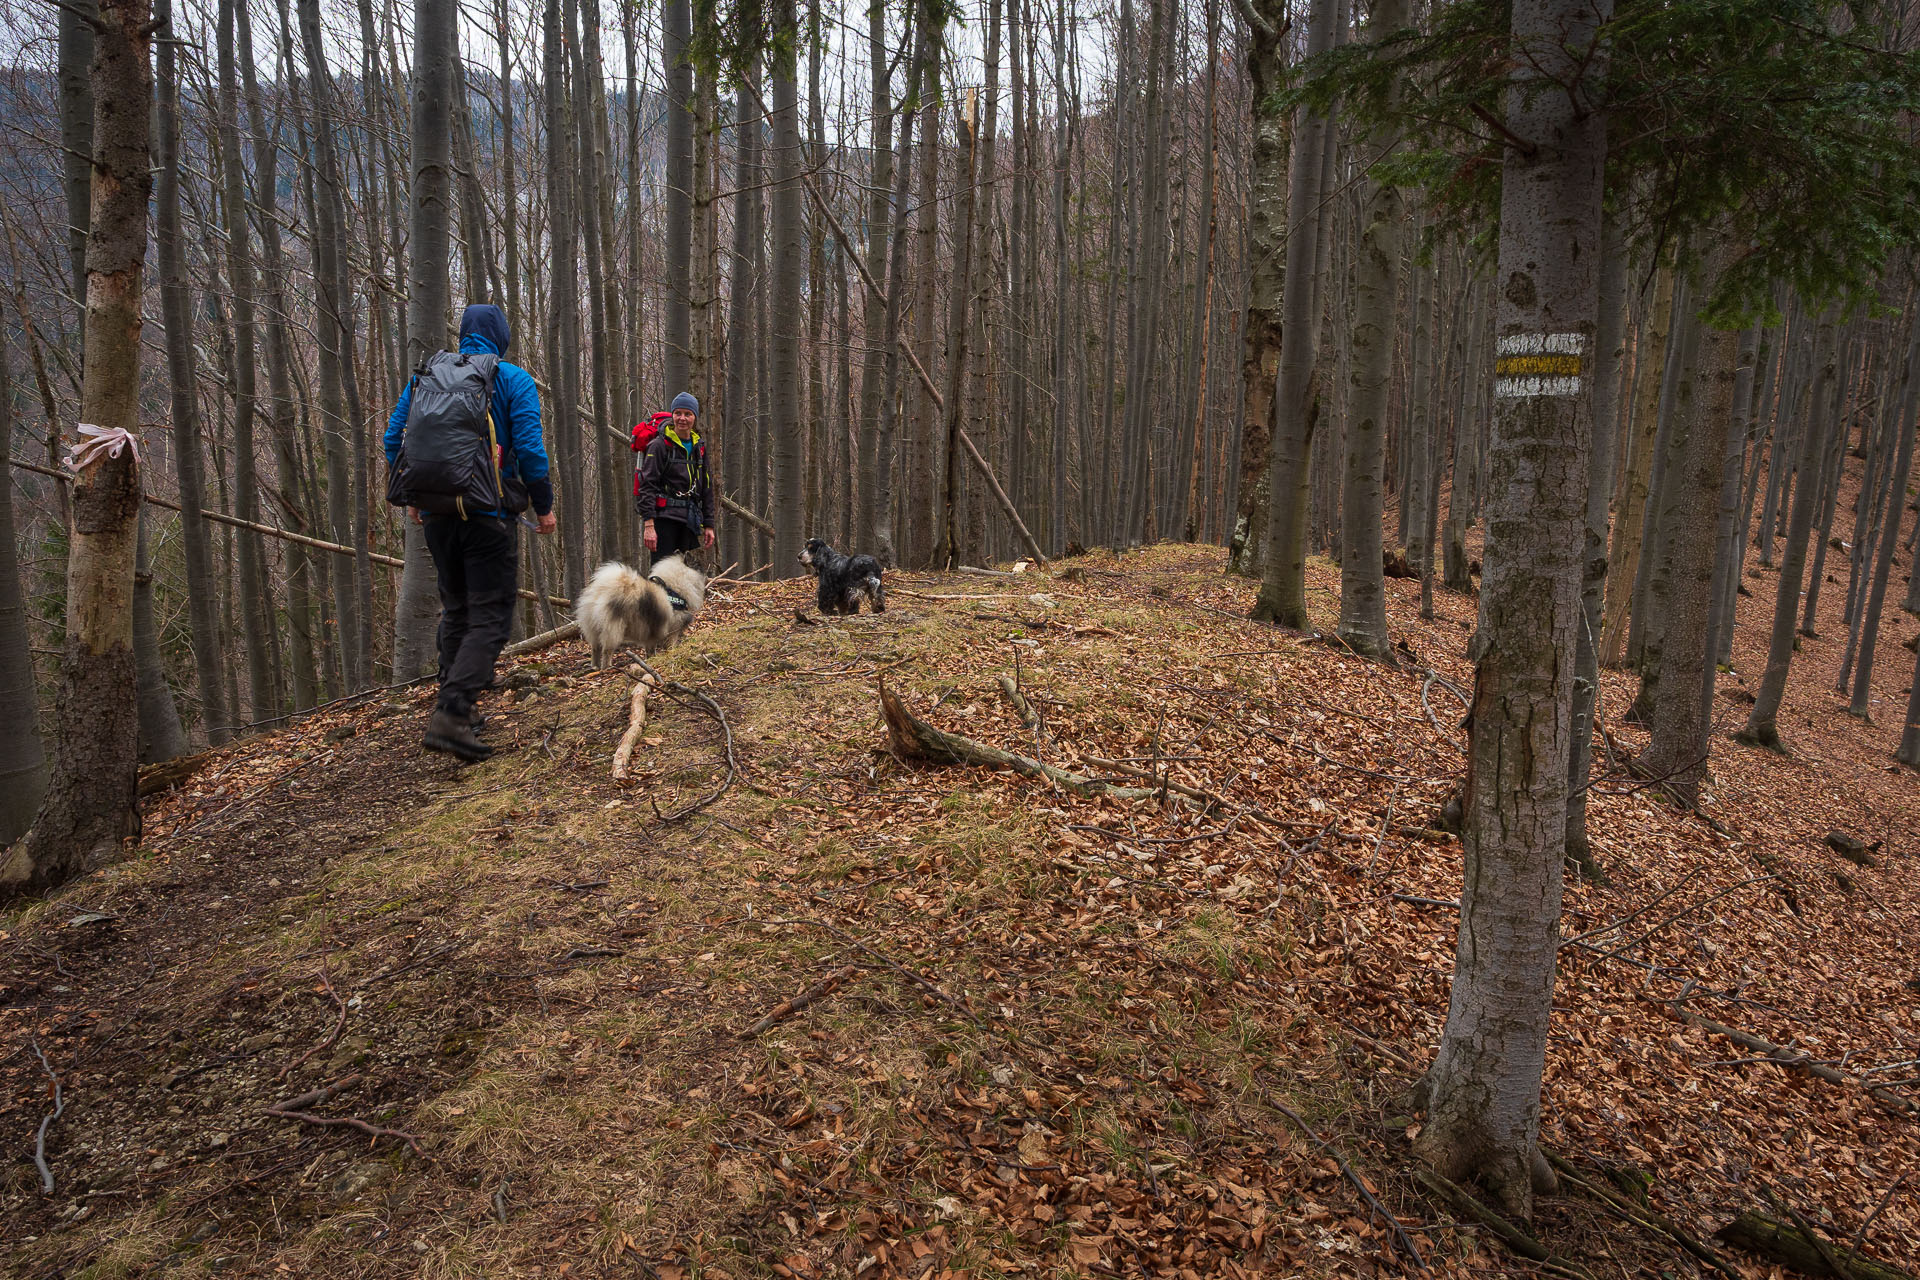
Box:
1565 218 1630 868
768 0 805 573
1251 0 1338 627
0 327 48 843
392 0 457 681
1227 0 1289 578
1849 311 1919 718
663 0 693 396
1600 261 1675 665
1742 313 1840 750
1412 0 1609 1220
5 0 152 898
1335 0 1409 657
1641 243 1741 804
156 0 228 746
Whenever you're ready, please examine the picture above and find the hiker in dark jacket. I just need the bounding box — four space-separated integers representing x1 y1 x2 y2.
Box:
637 391 716 558
385 303 555 762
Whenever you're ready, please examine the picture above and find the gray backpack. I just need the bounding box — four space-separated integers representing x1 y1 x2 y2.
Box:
385 351 526 517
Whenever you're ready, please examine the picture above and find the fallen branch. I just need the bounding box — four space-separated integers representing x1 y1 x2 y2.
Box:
279 966 348 1082
31 1039 64 1195
1543 1151 1740 1278
1413 1168 1575 1272
1717 1209 1914 1280
633 659 737 822
504 620 581 658
997 675 1040 729
741 965 859 1037
1255 1077 1428 1271
264 1073 424 1156
1647 996 1920 1118
612 673 659 781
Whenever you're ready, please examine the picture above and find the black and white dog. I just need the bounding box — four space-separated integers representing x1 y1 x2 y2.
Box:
797 538 886 615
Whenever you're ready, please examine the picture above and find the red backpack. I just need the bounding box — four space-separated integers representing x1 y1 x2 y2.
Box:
631 410 673 495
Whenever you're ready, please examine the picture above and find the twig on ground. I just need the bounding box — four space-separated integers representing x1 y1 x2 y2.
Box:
31 1039 65 1195
279 965 348 1081
264 1073 424 1156
741 965 860 1037
1544 1151 1740 1277
1852 1175 1906 1252
502 620 581 658
1252 1077 1427 1270
356 940 468 989
1367 782 1403 876
1648 994 1920 1118
631 659 738 822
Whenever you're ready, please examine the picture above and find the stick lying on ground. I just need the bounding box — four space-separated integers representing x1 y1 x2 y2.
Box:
741 965 860 1037
264 1073 424 1155
612 671 659 780
1645 994 1920 1118
1717 1209 1914 1280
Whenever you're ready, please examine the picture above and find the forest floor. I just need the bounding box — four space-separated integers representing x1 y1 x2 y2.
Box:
3 525 1918 1278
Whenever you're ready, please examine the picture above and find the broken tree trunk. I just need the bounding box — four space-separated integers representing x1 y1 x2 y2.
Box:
879 683 1150 798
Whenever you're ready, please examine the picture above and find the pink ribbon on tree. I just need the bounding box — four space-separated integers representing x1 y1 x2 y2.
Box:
65 423 142 473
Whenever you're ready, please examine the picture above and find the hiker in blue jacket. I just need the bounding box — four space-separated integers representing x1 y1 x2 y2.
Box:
385 303 555 761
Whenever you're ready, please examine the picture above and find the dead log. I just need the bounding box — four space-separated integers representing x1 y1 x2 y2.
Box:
503 621 581 658
138 750 216 796
1717 1210 1914 1280
879 684 1155 799
1824 831 1883 868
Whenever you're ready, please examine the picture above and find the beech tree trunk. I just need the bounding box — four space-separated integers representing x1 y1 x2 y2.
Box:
1849 312 1919 718
157 0 228 745
1412 0 1609 1220
216 0 275 720
392 0 456 680
663 0 693 395
1600 261 1675 664
1251 0 1337 627
4 0 152 898
0 330 47 842
1641 244 1741 803
768 0 805 572
1742 314 1840 750
1566 219 1630 867
1335 0 1409 657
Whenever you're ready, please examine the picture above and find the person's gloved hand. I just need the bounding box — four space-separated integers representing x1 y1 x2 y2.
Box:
643 521 657 551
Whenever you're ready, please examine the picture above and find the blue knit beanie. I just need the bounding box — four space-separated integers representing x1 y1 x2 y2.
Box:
671 391 700 416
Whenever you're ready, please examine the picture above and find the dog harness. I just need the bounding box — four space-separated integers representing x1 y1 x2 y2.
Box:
649 576 691 612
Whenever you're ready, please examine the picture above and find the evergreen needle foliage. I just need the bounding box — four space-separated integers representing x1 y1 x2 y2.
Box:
1294 0 1920 322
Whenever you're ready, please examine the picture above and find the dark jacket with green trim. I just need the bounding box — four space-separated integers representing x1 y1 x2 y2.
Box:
636 428 714 530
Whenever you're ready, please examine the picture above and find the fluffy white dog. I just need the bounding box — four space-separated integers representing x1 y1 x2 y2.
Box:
574 554 707 668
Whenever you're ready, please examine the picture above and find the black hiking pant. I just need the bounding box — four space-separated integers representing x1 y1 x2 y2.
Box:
650 516 702 558
424 514 518 716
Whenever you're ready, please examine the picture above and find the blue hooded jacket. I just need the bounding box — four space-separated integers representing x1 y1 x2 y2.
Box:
386 304 552 517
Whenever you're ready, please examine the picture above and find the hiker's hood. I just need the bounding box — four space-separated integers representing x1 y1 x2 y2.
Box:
459 304 512 357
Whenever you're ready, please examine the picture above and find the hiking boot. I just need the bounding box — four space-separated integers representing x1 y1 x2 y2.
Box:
469 707 487 731
424 708 494 762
